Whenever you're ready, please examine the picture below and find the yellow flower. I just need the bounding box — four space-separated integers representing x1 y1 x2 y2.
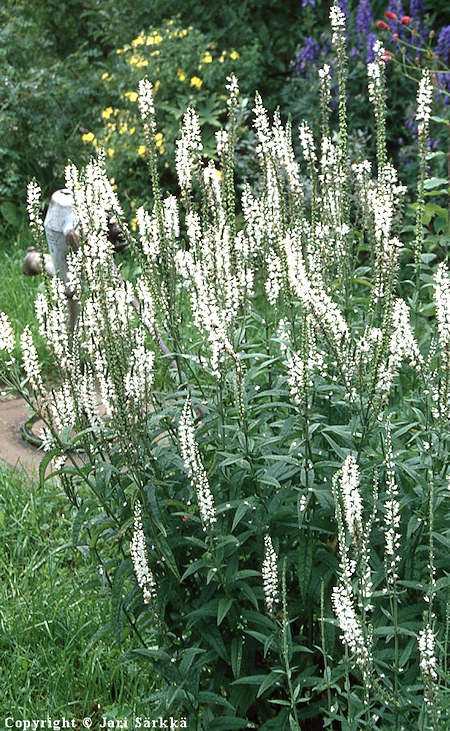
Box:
124 91 138 102
151 50 160 57
129 127 135 135
155 132 163 148
229 50 239 60
146 33 163 45
190 76 202 89
201 53 213 63
119 124 128 134
101 72 113 81
131 35 145 47
82 132 95 143
107 148 114 158
177 68 186 81
179 29 188 38
137 145 147 156
129 55 148 67
215 169 223 180
102 107 114 120
154 80 161 93
130 217 138 231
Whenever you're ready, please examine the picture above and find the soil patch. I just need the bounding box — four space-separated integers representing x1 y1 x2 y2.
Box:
0 393 45 474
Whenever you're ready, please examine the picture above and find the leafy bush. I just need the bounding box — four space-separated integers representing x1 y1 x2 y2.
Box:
1 5 449 729
82 19 261 211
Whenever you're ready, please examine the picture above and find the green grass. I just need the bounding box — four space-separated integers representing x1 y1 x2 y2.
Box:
0 230 55 380
0 464 157 719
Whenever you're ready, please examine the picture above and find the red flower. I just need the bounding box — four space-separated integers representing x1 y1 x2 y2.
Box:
381 51 394 62
400 15 411 25
385 11 397 20
377 21 389 30
183 515 189 521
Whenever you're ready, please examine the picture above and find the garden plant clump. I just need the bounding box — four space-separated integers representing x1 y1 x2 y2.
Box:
285 0 450 190
0 3 449 729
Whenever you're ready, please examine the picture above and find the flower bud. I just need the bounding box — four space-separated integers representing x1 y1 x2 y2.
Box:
377 20 389 30
400 15 411 25
385 11 397 20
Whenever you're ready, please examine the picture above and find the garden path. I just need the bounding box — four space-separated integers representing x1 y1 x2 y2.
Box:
0 392 44 474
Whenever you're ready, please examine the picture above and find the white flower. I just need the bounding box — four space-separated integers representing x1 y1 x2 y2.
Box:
418 623 438 691
262 535 279 614
226 74 239 108
138 78 156 134
0 312 15 354
416 69 433 132
20 325 43 394
175 107 202 194
377 300 423 401
318 64 331 105
330 3 346 45
435 263 450 350
215 130 229 157
123 329 154 406
131 500 156 604
27 181 44 235
265 251 283 305
332 583 372 679
298 122 316 165
179 398 216 530
383 423 401 585
339 455 362 539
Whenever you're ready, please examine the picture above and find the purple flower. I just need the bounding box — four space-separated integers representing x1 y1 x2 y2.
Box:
409 0 425 21
295 36 321 76
338 0 350 20
366 32 377 63
405 115 418 137
302 0 316 7
356 0 373 39
436 26 450 67
436 72 450 107
387 1 409 39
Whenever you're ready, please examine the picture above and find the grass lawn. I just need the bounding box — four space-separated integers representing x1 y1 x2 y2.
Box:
0 464 157 720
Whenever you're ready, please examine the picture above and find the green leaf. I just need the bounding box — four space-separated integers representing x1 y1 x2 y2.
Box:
217 597 233 626
203 626 228 661
257 672 279 698
72 501 90 546
197 691 234 710
231 636 243 679
231 674 268 686
111 558 133 647
232 502 249 531
424 177 448 190
39 448 61 488
179 647 206 677
399 639 415 668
